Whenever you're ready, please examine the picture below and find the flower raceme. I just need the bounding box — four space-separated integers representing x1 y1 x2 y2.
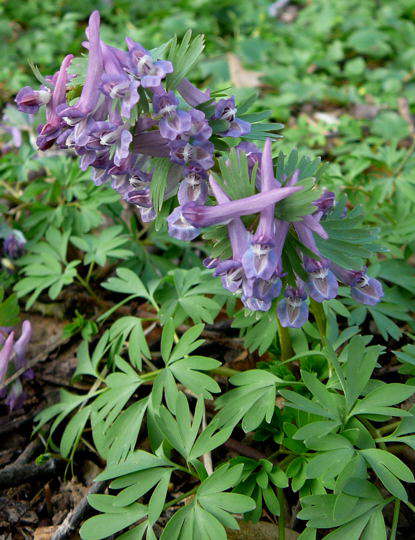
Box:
15 10 383 328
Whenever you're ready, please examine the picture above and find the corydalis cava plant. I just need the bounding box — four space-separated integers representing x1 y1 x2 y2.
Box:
16 10 383 328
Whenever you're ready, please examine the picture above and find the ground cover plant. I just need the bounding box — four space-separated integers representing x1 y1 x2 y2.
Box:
1 1 415 538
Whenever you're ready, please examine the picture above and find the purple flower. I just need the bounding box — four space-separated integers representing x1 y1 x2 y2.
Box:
242 296 272 312
153 90 191 140
236 141 262 171
207 178 252 293
178 169 208 205
294 220 325 258
126 38 173 88
183 182 302 228
304 259 338 302
177 78 210 106
139 206 157 223
92 167 112 186
15 86 51 114
0 117 23 154
212 96 251 137
111 174 131 198
5 380 25 411
169 140 214 170
127 188 152 208
37 54 74 150
242 235 280 281
243 277 281 305
277 286 309 328
14 320 33 376
101 43 139 119
299 214 329 240
214 260 245 293
313 190 335 220
167 206 201 241
203 257 220 270
0 321 33 410
242 139 282 280
3 230 26 259
58 11 103 122
134 129 170 157
0 331 14 382
184 109 212 142
115 129 133 166
331 265 384 306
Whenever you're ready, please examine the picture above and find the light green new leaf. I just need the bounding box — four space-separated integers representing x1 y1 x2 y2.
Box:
102 267 150 299
166 31 205 90
60 405 91 458
80 500 147 540
215 370 281 431
360 448 414 501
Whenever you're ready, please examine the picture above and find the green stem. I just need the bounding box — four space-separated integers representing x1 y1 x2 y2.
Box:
361 418 387 450
390 499 400 540
378 421 399 435
97 294 139 323
211 366 239 378
310 298 326 338
279 351 328 366
85 261 95 285
395 139 415 177
163 486 197 510
403 499 415 513
277 488 286 540
76 273 104 306
277 318 293 363
140 369 163 381
309 299 348 396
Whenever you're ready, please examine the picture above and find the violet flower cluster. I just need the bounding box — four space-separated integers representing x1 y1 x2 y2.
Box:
15 10 383 328
0 321 33 410
15 11 249 224
190 140 383 327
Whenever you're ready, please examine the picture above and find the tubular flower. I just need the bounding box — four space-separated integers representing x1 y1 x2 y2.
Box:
277 286 309 328
15 86 51 114
212 97 251 137
58 11 103 122
330 264 384 306
242 139 281 280
183 184 302 228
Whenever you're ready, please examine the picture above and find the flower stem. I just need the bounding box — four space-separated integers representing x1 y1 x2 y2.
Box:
277 488 286 540
309 298 326 339
309 299 348 397
277 318 292 363
390 499 400 540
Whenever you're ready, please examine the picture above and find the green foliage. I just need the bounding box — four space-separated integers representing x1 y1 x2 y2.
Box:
156 268 227 325
166 30 205 90
316 199 382 270
3 1 415 538
0 289 19 326
71 226 133 267
14 228 80 308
